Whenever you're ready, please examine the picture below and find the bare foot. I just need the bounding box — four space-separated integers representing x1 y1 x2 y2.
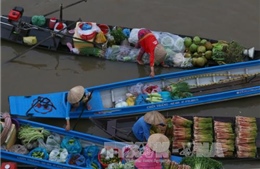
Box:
137 60 144 65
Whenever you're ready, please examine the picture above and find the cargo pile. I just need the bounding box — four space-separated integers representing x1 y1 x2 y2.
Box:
235 116 258 158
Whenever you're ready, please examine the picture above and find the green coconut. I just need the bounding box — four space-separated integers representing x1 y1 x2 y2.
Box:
195 57 207 67
205 50 213 59
192 52 199 58
205 41 213 50
193 36 201 45
197 46 206 53
189 43 198 53
200 39 207 45
184 37 192 48
184 53 191 58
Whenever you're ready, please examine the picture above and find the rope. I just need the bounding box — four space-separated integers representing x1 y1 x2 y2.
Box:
177 72 260 88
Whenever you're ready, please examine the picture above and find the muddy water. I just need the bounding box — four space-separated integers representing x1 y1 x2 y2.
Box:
1 0 260 168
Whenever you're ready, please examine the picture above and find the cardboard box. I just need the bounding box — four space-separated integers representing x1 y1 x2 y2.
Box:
1 122 17 149
73 22 94 49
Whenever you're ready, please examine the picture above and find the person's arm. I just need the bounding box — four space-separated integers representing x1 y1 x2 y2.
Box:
65 102 71 131
65 118 70 131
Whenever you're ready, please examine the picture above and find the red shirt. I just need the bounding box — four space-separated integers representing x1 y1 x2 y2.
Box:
138 33 159 67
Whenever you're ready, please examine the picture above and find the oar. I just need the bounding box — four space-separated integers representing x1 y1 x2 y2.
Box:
6 19 81 63
43 0 87 17
72 91 93 130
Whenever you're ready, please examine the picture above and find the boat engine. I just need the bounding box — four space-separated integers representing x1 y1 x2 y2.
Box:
8 6 24 22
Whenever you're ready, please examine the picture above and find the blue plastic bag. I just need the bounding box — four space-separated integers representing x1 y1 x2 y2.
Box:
66 153 86 167
28 147 49 160
83 145 100 159
61 136 82 154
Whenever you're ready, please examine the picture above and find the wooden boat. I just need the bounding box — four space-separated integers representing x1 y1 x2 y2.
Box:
1 5 259 67
9 60 260 119
1 117 127 169
89 115 260 159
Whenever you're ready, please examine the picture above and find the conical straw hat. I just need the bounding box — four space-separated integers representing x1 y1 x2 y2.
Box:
144 111 166 125
67 85 85 104
154 44 167 63
147 133 170 153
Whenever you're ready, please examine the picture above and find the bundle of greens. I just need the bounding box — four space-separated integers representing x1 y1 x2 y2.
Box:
193 117 213 156
214 121 235 157
235 116 258 158
212 41 245 65
172 116 193 150
110 27 127 45
180 156 223 169
18 125 51 149
167 82 192 99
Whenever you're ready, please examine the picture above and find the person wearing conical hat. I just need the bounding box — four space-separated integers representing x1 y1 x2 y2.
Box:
65 85 92 131
135 28 169 78
131 111 166 141
134 133 170 169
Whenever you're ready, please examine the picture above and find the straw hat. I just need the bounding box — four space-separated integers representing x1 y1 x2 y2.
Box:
67 85 85 104
154 44 167 63
144 111 166 125
147 133 170 153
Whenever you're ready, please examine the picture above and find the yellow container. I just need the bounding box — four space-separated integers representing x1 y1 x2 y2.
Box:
23 36 37 45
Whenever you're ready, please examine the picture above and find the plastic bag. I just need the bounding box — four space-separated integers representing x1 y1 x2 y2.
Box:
9 144 28 155
83 145 100 159
66 153 86 167
142 84 161 94
128 28 141 44
38 133 61 153
49 148 68 163
157 32 185 53
61 136 82 154
29 147 49 160
128 83 144 95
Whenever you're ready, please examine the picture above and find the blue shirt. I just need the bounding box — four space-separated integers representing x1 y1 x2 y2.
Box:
65 89 89 120
132 116 151 141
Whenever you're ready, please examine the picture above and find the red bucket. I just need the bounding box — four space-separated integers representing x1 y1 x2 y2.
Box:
98 24 110 35
78 22 97 41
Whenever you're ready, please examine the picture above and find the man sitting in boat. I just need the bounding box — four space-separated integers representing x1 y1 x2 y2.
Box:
132 111 166 141
65 85 91 131
135 28 168 77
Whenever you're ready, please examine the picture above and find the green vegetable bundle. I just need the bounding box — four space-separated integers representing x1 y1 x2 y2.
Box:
18 125 51 145
168 82 192 99
180 156 223 169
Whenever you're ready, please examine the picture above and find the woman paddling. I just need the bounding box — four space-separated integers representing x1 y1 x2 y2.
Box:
65 85 91 131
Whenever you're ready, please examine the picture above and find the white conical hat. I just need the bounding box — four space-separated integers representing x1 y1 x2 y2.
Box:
144 111 166 125
147 133 170 153
67 85 85 104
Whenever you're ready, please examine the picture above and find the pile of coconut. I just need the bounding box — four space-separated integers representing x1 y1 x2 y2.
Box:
183 36 213 67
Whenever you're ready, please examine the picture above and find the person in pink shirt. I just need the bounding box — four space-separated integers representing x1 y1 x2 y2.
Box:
136 29 168 77
134 133 170 169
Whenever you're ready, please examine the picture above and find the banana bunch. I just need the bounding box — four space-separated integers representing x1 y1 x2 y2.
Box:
146 92 163 103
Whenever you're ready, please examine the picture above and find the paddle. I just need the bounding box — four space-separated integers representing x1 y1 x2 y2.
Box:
43 0 87 17
72 91 93 130
5 18 81 63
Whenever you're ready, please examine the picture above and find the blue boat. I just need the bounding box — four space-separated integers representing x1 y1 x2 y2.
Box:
1 118 127 169
9 60 260 119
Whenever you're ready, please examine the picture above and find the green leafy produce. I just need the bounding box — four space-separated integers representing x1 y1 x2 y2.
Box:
79 47 105 57
168 82 193 99
18 125 51 144
110 27 127 45
180 156 223 169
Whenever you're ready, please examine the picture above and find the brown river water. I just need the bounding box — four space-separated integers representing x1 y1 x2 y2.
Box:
1 0 260 168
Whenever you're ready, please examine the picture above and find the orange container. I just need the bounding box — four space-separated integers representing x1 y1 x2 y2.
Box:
1 162 17 169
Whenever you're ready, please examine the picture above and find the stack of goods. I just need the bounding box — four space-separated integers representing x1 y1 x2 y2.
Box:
162 159 191 169
235 116 258 158
172 116 193 151
214 120 235 157
192 117 214 156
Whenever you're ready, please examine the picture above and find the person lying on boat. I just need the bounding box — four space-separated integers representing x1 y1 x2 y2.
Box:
135 28 168 77
131 111 166 141
65 85 92 131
